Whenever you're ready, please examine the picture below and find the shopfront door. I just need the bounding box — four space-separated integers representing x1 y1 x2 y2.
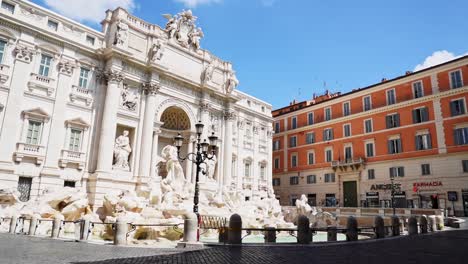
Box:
463 193 468 217
343 181 358 207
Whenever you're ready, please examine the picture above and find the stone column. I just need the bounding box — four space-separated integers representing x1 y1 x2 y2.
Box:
95 70 124 174
223 110 235 187
138 82 160 178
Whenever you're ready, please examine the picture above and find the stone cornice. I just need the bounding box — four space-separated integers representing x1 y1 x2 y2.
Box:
274 86 468 137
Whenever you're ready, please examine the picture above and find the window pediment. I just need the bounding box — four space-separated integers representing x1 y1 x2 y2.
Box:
65 118 89 129
22 108 50 122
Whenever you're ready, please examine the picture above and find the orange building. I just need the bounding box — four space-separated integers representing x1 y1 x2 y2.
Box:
272 56 468 216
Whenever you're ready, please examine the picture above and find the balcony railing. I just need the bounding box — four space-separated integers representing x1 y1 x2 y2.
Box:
14 142 46 165
331 157 365 172
0 63 10 85
28 73 56 96
69 85 94 106
59 149 86 170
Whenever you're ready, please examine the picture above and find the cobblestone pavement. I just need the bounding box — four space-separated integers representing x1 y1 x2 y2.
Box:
2 230 468 264
76 230 468 264
0 233 188 264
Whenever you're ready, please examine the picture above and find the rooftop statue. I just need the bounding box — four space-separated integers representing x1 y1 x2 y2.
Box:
163 10 203 51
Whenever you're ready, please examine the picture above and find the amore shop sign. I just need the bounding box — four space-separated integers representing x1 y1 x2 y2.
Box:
370 183 402 191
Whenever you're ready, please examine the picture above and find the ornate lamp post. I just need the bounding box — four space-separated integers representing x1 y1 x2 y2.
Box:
173 121 218 241
390 175 396 216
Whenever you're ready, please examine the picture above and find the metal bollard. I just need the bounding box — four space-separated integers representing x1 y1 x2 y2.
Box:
113 217 128 246
29 214 40 236
374 216 385 239
228 214 242 244
297 215 310 244
51 214 64 239
408 216 418 236
391 216 400 236
419 215 428 234
264 227 276 243
346 216 358 241
9 215 18 234
428 215 436 232
182 212 198 243
327 226 337 242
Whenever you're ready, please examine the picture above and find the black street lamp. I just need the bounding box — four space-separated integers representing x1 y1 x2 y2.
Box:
173 121 218 241
390 175 396 216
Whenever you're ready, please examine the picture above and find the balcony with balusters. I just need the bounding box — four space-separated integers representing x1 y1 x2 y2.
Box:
27 73 56 96
331 157 365 173
14 142 46 165
0 63 10 85
69 85 94 106
59 149 86 170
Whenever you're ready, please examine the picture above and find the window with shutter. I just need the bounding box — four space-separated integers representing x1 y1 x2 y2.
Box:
308 152 314 165
366 142 374 157
0 40 6 64
450 70 463 89
26 120 43 145
451 99 466 116
454 128 468 145
308 112 314 125
368 169 375 179
363 96 372 111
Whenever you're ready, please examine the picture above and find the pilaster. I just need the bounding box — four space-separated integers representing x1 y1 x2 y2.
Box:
0 44 35 165
42 58 76 173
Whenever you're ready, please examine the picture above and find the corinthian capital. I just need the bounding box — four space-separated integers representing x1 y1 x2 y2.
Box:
223 110 236 121
200 101 210 112
101 70 124 84
14 44 35 63
58 59 76 76
142 82 161 96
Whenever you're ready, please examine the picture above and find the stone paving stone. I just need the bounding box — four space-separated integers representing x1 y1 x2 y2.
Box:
76 231 468 264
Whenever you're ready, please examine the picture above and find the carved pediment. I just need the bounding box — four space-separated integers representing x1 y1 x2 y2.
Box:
22 107 50 121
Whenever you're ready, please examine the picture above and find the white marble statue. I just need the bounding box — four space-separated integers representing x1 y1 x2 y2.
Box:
113 130 132 169
226 70 239 94
189 27 204 50
296 194 312 216
114 20 129 47
121 85 139 111
164 14 178 39
205 154 217 181
201 61 215 85
163 10 203 50
150 40 165 62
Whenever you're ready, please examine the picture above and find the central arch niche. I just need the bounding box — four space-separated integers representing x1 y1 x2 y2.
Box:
160 106 191 131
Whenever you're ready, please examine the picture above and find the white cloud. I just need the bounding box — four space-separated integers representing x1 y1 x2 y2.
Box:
43 0 135 24
173 0 222 8
414 50 468 71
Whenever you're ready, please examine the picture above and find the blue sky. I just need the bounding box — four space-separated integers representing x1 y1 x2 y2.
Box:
32 0 468 109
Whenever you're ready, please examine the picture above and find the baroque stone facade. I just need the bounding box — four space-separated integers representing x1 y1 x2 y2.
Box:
0 1 273 206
